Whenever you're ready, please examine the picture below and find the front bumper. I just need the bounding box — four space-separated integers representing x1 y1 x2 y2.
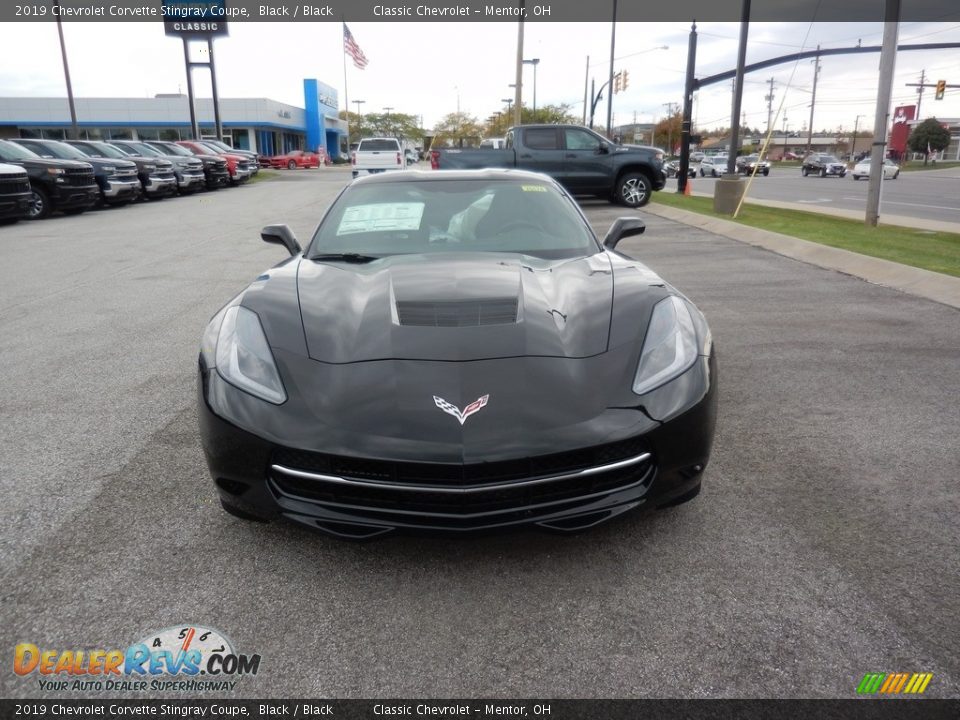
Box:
0 191 33 219
142 174 178 196
176 171 207 191
198 353 717 538
204 169 230 188
102 178 142 201
51 184 100 210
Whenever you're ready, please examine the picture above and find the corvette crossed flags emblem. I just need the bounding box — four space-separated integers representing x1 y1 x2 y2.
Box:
433 395 490 425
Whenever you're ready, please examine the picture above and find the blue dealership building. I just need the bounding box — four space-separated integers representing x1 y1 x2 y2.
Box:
0 78 348 159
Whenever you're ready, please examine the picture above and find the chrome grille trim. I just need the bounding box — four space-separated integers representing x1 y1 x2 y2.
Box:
271 452 651 495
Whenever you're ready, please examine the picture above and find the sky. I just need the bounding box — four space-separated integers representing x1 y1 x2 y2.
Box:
1 20 959 136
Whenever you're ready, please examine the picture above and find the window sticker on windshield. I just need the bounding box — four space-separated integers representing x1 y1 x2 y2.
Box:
337 203 425 235
521 185 547 192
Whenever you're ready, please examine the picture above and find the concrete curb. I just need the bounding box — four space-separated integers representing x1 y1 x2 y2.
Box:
643 203 960 310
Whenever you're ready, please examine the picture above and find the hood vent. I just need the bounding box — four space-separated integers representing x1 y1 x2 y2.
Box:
396 298 519 327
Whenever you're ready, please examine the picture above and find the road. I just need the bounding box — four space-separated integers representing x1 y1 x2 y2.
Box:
686 165 960 225
1 169 958 699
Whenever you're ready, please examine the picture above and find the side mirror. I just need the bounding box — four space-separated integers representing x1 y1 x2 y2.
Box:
602 217 645 250
261 224 302 256
598 142 610 155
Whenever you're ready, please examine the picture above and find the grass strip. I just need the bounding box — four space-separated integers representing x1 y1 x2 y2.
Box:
651 192 960 277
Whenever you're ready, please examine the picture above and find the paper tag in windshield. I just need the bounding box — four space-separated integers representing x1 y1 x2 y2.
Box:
521 185 547 192
337 203 425 235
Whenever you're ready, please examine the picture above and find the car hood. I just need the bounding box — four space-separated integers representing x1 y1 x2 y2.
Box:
294 252 614 363
8 158 91 172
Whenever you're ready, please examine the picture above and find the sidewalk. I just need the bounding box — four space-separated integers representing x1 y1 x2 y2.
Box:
643 201 960 310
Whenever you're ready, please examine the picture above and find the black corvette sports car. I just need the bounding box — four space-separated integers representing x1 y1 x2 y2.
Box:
198 169 717 538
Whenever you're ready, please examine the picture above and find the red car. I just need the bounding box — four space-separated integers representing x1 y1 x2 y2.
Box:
268 149 327 169
177 141 252 184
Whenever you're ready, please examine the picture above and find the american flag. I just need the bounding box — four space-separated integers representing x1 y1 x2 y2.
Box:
343 23 368 70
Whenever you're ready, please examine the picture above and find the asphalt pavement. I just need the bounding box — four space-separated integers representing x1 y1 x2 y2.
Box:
686 164 960 226
1 168 958 699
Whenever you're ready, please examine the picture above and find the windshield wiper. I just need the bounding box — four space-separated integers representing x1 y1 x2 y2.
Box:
310 253 380 263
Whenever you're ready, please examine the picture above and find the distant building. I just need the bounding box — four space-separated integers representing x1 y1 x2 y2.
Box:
0 78 349 158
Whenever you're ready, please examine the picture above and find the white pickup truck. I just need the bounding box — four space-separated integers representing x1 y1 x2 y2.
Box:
351 137 405 178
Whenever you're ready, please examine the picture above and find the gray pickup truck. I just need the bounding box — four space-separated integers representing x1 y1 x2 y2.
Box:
430 124 666 207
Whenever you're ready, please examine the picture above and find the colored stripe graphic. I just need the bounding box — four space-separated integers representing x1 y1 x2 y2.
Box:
857 672 932 694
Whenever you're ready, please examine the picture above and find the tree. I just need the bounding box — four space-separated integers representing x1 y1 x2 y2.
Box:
482 103 578 139
908 117 951 165
432 112 484 148
653 111 683 154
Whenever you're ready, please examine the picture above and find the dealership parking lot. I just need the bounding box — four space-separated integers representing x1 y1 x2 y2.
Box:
1 169 958 698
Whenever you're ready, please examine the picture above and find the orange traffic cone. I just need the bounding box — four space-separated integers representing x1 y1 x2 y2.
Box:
684 178 692 196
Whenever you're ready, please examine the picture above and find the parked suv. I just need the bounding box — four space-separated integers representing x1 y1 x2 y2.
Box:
177 141 252 185
14 138 141 207
801 154 847 178
0 139 98 219
109 140 206 194
146 141 229 190
699 155 728 177
0 162 33 223
736 155 771 176
67 140 177 199
201 139 260 176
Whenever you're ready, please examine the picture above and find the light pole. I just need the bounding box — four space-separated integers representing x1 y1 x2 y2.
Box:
523 58 540 114
53 0 79 140
502 97 514 116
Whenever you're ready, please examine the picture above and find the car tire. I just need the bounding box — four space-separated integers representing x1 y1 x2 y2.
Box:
819 167 827 178
616 171 653 208
801 166 809 177
762 169 769 176
27 187 51 220
699 168 704 177
893 170 899 179
658 482 702 509
287 159 296 170
853 175 859 180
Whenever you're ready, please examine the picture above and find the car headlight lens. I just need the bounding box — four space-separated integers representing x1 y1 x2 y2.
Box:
215 306 286 404
632 296 698 395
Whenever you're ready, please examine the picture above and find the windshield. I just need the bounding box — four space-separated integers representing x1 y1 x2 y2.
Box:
821 156 840 163
204 140 231 152
0 140 41 161
194 142 225 155
153 142 193 157
75 142 129 159
121 141 162 156
21 141 90 161
310 178 598 260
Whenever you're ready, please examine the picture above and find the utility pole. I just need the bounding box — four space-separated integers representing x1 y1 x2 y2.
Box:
804 46 821 159
582 56 590 125
514 3 524 127
916 68 925 119
765 77 776 136
850 114 865 159
726 0 750 174
606 0 619 137
53 0 79 140
678 21 698 193
866 0 901 227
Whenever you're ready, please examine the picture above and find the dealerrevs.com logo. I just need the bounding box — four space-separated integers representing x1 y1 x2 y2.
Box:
14 625 261 693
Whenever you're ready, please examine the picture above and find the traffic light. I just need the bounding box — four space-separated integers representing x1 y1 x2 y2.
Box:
613 72 622 94
935 79 946 100
621 70 630 92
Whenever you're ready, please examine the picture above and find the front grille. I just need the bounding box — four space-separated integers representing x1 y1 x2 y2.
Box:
269 437 653 523
396 298 519 327
64 168 95 186
117 168 138 180
156 169 176 179
0 175 30 193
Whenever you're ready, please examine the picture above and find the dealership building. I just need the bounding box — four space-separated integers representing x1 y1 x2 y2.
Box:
0 78 348 158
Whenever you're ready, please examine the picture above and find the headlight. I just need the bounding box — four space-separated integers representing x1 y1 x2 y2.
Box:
46 168 65 176
632 296 698 395
143 164 157 172
102 165 116 174
215 305 287 404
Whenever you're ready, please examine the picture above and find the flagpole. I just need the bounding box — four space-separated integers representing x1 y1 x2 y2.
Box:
342 20 350 150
